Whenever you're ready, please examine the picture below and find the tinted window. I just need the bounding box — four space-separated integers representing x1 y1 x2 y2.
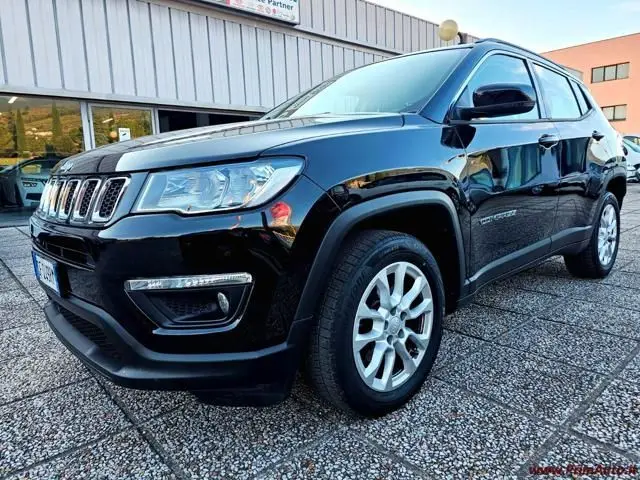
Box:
456 54 539 121
264 48 468 119
534 65 581 119
570 82 589 115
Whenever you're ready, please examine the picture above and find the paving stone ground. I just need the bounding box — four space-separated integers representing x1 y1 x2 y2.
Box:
2 186 640 479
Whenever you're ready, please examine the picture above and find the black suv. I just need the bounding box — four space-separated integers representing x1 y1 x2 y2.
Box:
31 39 626 417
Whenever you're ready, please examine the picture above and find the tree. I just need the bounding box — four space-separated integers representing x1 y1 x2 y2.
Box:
52 102 62 139
14 110 26 156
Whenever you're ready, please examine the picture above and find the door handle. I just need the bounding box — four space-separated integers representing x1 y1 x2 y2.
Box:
592 130 605 141
538 134 559 149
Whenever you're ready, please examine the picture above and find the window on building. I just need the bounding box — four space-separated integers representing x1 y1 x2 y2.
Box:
456 54 540 121
91 106 153 147
533 64 581 119
0 95 83 169
602 104 627 121
591 62 630 83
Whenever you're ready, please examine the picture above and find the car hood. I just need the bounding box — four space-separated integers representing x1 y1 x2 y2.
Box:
53 114 405 175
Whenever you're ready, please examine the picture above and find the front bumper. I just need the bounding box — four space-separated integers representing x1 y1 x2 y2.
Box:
31 174 340 402
43 293 311 403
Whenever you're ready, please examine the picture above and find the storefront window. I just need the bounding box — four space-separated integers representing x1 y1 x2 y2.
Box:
91 106 153 147
0 95 83 168
0 95 83 220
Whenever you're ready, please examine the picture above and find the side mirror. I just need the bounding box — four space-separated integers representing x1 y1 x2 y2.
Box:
456 83 536 121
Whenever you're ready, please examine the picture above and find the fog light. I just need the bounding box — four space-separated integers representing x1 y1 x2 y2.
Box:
125 273 252 291
217 292 230 315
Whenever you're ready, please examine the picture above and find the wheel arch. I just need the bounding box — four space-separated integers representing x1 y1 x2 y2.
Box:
605 173 626 208
294 190 466 321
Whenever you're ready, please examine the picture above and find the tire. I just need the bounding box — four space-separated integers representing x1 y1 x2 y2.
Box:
564 192 620 278
308 229 445 417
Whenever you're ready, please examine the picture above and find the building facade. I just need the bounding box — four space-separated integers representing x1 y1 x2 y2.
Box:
544 33 640 135
0 0 471 162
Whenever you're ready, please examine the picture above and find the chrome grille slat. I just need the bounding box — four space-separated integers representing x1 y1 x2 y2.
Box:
91 177 130 222
72 179 101 220
39 175 128 224
47 180 63 216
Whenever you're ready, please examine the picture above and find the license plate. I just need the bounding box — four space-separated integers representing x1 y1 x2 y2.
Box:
32 252 60 295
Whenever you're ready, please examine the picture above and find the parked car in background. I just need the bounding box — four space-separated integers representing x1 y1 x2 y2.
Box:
0 157 59 207
624 138 640 181
626 135 640 147
31 39 626 417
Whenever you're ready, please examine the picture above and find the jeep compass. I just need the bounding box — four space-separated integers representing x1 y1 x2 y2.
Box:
31 39 626 416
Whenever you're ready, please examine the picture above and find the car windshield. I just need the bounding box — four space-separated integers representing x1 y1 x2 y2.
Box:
624 139 640 153
262 48 469 119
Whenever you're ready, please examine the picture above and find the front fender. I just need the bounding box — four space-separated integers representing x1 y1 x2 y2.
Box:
293 190 466 321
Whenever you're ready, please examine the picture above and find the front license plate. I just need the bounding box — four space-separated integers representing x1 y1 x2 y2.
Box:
32 252 60 295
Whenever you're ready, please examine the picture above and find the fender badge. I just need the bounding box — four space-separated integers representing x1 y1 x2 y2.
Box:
480 209 517 226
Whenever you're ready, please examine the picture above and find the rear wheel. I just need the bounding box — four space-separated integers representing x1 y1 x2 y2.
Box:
564 192 619 278
308 230 444 417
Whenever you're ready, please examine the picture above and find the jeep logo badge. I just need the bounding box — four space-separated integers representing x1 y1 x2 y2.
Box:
59 161 74 173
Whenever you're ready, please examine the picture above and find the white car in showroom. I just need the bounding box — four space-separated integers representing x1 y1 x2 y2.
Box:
0 157 59 207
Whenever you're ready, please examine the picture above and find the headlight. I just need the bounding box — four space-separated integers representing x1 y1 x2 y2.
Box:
133 158 303 214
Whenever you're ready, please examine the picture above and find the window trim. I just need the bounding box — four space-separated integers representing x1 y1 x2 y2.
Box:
447 50 549 124
569 80 591 116
591 62 630 83
531 61 593 122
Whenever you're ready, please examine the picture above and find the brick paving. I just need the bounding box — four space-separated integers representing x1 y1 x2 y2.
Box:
2 186 640 479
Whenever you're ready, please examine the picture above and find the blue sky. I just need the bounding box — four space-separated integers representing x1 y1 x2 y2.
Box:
369 0 640 52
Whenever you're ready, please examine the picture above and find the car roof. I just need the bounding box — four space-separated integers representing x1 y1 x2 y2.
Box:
389 38 583 87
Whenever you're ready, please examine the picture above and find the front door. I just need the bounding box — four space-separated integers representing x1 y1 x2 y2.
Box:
453 53 560 287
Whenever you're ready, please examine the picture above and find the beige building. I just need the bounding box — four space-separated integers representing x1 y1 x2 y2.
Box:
544 33 640 134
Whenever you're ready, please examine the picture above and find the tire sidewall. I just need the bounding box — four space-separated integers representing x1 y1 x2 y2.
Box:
333 236 444 415
590 193 620 276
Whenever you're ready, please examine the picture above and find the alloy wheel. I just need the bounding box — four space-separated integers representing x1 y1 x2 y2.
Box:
598 204 618 266
352 261 433 392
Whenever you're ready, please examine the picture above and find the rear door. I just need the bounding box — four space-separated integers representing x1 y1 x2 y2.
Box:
531 64 612 247
456 53 561 287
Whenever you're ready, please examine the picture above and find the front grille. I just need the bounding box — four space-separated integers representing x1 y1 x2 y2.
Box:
78 180 99 217
96 178 127 220
38 176 128 224
57 304 122 361
62 180 80 217
26 193 41 200
37 235 92 266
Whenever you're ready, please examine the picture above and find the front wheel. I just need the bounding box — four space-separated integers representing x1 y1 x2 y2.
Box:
564 192 620 278
307 230 444 417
